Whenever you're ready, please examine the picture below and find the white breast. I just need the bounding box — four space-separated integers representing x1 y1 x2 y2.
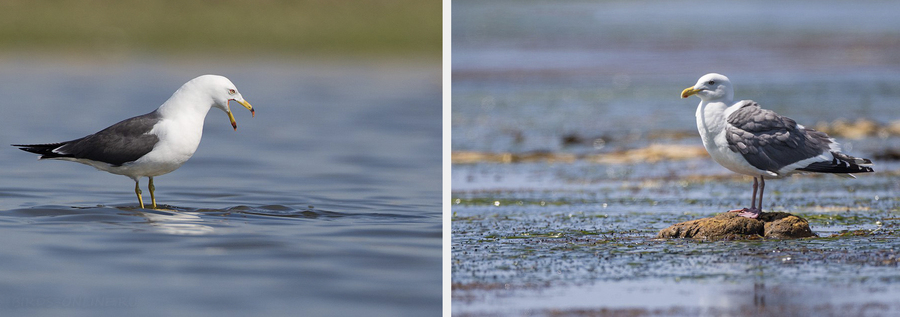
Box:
107 116 205 179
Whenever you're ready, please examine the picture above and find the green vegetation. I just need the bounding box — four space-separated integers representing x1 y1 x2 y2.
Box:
0 0 440 57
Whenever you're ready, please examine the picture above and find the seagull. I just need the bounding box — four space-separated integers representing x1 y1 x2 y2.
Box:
681 73 872 219
13 75 255 209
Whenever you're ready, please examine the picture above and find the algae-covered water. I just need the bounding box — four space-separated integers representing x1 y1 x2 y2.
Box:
452 1 900 315
452 166 900 315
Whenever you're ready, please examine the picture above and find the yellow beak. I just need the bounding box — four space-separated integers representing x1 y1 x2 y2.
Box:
681 87 701 99
227 99 255 131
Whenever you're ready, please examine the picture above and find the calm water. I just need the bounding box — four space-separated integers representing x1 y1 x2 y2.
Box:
0 57 441 316
453 1 900 316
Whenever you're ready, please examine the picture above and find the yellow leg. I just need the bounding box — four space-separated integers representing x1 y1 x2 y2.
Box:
135 179 145 209
149 177 157 209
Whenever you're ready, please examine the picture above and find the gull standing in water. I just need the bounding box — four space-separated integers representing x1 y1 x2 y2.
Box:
14 75 255 209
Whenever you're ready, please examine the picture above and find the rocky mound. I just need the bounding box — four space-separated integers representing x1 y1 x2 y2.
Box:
658 212 816 240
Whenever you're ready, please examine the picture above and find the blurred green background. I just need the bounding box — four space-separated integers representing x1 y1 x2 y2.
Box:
0 0 440 59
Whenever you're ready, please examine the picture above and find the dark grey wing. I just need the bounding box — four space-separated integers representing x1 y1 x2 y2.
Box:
724 101 833 173
31 111 161 166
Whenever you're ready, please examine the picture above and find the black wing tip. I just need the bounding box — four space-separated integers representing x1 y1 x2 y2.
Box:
798 164 874 174
798 152 875 174
11 142 68 157
832 151 873 165
12 142 66 148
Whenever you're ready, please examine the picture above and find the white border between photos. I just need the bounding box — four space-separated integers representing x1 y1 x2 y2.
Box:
442 0 451 316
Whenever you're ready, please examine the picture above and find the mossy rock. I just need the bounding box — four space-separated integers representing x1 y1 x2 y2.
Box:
658 212 816 240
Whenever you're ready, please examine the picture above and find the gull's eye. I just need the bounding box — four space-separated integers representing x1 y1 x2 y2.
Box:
227 89 236 95
707 80 715 85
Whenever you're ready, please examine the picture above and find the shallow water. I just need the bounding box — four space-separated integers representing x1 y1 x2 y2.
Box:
453 1 900 316
0 57 441 316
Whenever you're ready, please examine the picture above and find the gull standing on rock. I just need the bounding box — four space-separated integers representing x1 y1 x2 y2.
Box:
681 73 872 219
13 75 255 209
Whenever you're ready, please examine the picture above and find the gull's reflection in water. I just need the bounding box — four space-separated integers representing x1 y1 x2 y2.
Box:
135 208 215 235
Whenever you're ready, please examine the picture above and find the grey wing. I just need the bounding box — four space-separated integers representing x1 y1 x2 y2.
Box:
724 101 833 173
54 111 162 166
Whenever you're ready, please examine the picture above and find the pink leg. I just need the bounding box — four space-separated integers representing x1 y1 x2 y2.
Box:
758 176 765 212
750 177 758 210
730 176 762 219
738 176 764 219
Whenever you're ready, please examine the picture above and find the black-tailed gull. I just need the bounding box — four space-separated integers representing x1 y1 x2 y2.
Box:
681 73 872 218
13 74 255 209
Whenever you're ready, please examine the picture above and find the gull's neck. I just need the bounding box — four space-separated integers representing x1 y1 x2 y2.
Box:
695 96 733 140
156 85 215 122
149 84 215 159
